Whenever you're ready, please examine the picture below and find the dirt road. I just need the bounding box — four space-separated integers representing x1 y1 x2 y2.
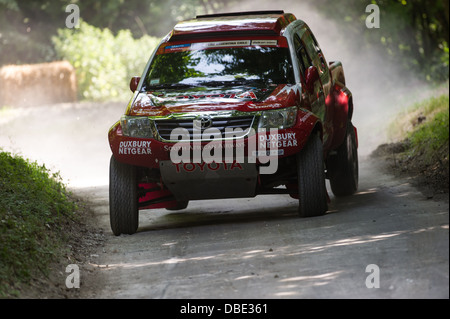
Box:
76 161 448 299
1 102 448 299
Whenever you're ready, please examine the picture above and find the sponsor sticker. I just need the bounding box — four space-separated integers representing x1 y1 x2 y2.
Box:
165 43 191 52
259 132 298 148
163 40 279 53
195 40 251 49
119 141 152 155
173 161 244 173
251 40 278 46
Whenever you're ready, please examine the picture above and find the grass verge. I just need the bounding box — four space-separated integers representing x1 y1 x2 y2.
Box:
404 95 449 165
0 151 78 297
372 93 449 196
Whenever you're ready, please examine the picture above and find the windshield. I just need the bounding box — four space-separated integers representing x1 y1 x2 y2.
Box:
143 44 295 90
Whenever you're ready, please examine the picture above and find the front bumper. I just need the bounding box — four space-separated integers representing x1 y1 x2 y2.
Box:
108 108 319 171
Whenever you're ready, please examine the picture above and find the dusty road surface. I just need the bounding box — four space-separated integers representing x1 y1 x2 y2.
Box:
0 102 448 299
76 162 449 299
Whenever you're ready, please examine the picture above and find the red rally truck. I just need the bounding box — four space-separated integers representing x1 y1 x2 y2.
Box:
108 11 358 235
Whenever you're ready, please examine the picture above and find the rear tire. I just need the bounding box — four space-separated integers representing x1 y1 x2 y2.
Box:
297 132 328 217
109 156 139 235
328 122 359 197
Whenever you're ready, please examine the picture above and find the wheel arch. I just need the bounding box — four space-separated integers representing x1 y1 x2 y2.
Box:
329 85 353 151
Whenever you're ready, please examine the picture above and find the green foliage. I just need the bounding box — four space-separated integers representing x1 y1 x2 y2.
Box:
0 0 69 65
0 151 77 297
388 92 449 140
310 0 449 82
387 93 449 166
0 0 233 66
52 21 160 101
0 30 56 66
406 95 449 163
74 0 234 37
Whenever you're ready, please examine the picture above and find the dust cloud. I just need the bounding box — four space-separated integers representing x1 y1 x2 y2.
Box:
228 0 433 156
0 101 125 188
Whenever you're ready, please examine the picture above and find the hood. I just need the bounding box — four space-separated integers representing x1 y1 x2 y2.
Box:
128 84 301 116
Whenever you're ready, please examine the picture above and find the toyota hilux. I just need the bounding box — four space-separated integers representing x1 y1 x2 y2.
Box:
108 10 358 235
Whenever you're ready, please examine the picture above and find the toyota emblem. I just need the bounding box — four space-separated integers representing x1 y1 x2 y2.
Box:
195 115 213 129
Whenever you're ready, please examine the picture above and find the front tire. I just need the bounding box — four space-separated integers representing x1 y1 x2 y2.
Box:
109 156 139 235
297 132 328 217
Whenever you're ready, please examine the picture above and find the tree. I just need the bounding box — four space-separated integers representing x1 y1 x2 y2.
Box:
0 0 237 65
310 0 449 81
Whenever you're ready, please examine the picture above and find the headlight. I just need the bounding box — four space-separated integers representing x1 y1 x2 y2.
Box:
120 116 153 138
258 106 297 129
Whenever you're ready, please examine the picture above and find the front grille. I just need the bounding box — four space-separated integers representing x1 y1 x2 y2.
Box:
154 116 255 141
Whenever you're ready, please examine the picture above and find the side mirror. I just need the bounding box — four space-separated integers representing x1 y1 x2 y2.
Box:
130 76 140 92
305 66 319 94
